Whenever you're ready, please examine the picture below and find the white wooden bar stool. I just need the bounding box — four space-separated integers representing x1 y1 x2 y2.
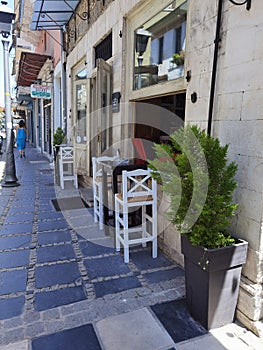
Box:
92 155 118 229
58 146 78 189
115 168 157 263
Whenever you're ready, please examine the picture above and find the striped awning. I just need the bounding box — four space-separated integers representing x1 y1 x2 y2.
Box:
17 52 51 87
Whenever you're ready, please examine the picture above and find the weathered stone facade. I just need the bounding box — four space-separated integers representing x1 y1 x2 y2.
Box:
185 0 263 337
66 0 115 53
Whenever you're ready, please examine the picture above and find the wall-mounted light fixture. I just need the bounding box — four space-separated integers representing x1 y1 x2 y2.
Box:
0 1 14 38
135 28 151 60
229 0 251 10
185 70 191 82
191 92 197 103
135 28 151 89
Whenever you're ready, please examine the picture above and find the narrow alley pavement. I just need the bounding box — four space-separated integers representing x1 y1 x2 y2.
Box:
0 145 262 350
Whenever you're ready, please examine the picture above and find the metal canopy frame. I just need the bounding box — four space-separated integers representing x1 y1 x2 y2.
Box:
30 0 80 30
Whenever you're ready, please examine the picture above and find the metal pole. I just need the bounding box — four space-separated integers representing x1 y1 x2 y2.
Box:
40 98 45 152
137 55 143 89
1 38 19 187
60 29 67 134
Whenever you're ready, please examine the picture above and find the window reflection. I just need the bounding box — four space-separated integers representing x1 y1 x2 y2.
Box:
133 0 188 90
76 68 87 80
75 68 87 143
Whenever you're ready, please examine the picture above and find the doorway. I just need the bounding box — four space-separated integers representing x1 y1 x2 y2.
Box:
95 58 113 155
89 58 113 175
44 102 51 155
134 92 186 159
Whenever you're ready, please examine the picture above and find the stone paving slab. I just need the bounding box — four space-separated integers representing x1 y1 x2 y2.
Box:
32 324 101 350
0 234 32 250
96 307 175 350
34 286 87 312
151 299 207 343
0 269 27 295
0 296 25 320
0 340 30 350
38 230 72 245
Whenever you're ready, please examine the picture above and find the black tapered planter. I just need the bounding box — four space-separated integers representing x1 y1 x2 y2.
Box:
181 235 248 330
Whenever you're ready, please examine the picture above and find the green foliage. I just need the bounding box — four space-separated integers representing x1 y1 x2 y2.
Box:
148 125 238 249
53 127 65 146
171 50 185 66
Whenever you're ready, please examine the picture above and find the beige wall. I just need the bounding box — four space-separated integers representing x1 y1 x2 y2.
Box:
185 0 263 336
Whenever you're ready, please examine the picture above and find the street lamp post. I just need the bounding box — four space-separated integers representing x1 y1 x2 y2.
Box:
0 1 19 187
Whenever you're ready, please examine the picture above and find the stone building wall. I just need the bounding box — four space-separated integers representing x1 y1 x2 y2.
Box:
185 0 263 336
66 0 116 53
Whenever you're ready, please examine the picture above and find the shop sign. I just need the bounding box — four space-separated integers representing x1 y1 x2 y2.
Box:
31 84 51 99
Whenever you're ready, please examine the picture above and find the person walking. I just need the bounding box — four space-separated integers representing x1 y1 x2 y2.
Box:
15 120 27 158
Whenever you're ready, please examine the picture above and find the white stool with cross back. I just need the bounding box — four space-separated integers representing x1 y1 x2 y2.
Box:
115 168 158 263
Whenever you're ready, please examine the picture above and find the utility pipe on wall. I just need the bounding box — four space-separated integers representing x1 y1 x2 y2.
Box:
207 0 251 136
207 0 223 136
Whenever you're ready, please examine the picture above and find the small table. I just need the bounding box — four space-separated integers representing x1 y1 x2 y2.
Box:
97 158 147 230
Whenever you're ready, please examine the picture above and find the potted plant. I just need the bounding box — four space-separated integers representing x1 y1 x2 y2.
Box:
53 127 66 186
53 127 66 160
171 50 185 66
149 125 248 330
168 50 185 80
53 127 66 155
53 127 65 146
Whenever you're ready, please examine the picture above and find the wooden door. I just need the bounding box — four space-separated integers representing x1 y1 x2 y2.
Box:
73 67 89 176
96 58 113 154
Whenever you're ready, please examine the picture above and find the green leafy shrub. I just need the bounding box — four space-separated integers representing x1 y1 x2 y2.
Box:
53 127 65 146
171 50 185 66
149 125 238 249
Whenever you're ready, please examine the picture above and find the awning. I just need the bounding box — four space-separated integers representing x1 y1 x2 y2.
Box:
30 0 80 30
17 52 51 87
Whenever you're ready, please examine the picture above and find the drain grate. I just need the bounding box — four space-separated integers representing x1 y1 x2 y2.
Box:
51 197 90 211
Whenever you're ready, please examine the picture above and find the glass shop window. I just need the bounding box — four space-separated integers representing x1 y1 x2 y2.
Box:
75 68 87 144
133 0 188 90
94 32 112 67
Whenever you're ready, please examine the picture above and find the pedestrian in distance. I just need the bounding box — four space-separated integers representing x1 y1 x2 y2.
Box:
15 120 27 158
